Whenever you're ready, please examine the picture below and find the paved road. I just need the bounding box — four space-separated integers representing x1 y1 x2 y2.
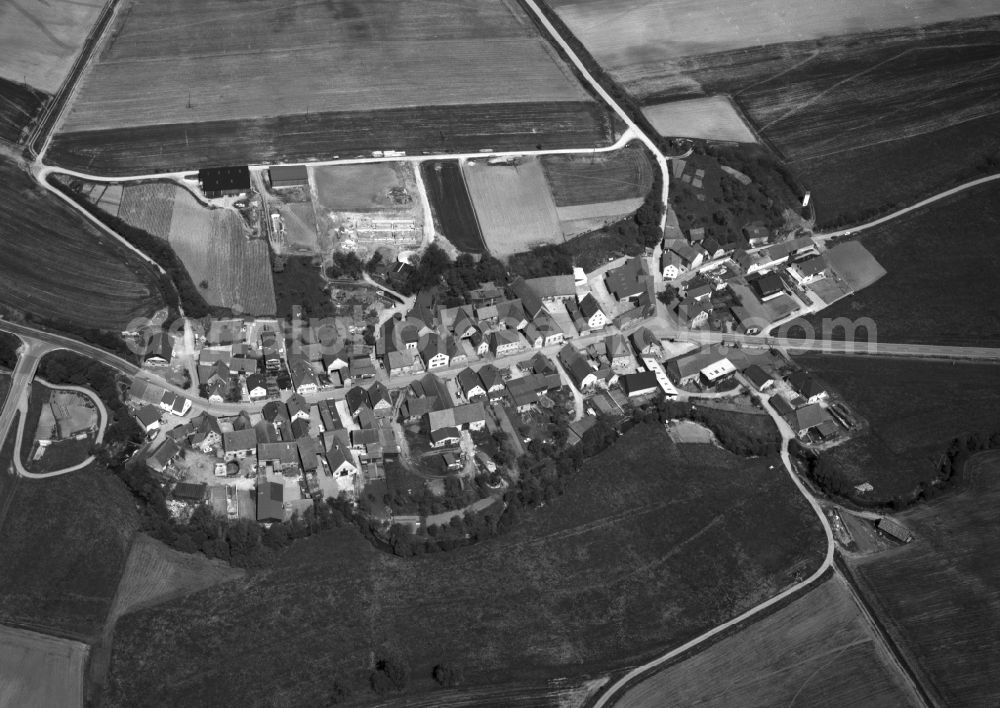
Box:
0 339 51 449
595 390 835 707
816 172 1000 240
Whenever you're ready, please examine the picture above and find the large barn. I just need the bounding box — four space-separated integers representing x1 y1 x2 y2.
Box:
269 165 308 188
199 165 250 198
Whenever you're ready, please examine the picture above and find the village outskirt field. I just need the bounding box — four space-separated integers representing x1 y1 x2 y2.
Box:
422 161 486 254
844 450 1000 707
793 354 1000 504
0 159 167 330
50 0 613 171
102 425 826 706
616 576 918 707
642 96 756 143
805 181 1000 347
463 159 563 257
94 180 276 315
0 624 88 708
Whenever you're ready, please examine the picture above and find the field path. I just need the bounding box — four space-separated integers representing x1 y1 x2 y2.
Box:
593 381 835 707
817 172 1000 240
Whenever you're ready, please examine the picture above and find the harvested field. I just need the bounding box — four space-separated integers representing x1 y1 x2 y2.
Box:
103 425 825 706
618 577 918 707
845 450 1000 707
0 624 87 708
464 159 563 257
0 0 105 93
0 159 166 330
0 467 138 639
642 96 757 143
62 0 591 133
558 198 644 237
49 101 613 175
313 164 413 212
823 242 886 292
541 144 654 206
804 181 1000 346
167 186 275 315
421 161 486 254
0 78 49 144
110 535 244 623
550 0 997 92
793 354 1000 503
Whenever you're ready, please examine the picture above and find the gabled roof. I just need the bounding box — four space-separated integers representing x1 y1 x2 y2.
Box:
419 332 448 361
794 403 830 432
287 393 309 416
605 333 630 359
346 386 370 415
630 327 660 352
262 401 288 422
430 426 461 443
457 367 482 393
477 364 503 391
621 371 659 396
223 428 258 451
578 293 603 319
136 405 160 427
254 420 279 444
258 441 300 465
510 278 544 318
744 364 772 390
256 481 284 522
787 371 826 399
367 381 392 407
604 257 648 299
325 445 356 473
558 344 595 387
489 329 520 348
529 352 557 376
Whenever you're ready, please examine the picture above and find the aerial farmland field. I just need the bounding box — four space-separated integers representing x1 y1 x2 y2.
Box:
464 158 563 257
102 425 825 706
616 577 919 707
0 78 49 144
0 159 167 330
642 96 757 143
0 625 87 708
421 161 486 254
845 450 1000 707
548 0 997 95
50 0 612 171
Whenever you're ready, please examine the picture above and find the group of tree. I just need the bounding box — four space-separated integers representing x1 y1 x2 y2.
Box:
392 244 507 305
325 251 364 280
0 332 19 369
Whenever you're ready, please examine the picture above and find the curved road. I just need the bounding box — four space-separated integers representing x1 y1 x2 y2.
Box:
595 392 835 707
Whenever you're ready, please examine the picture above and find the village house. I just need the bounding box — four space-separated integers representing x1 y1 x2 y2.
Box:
677 297 712 329
457 367 486 400
190 413 222 453
223 428 258 460
256 480 284 523
290 359 319 396
325 444 357 477
620 371 659 398
246 373 268 401
605 333 632 369
430 426 461 448
666 349 733 387
787 256 828 285
135 405 161 434
419 332 450 370
559 344 597 391
787 371 828 404
578 293 609 331
630 327 663 359
143 330 173 366
426 401 487 433
488 329 521 357
743 364 775 392
258 442 301 475
367 381 393 416
286 394 310 422
146 438 180 474
605 257 650 301
322 349 349 376
477 364 506 400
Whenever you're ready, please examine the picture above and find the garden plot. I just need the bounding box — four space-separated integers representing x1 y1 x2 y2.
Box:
463 159 563 257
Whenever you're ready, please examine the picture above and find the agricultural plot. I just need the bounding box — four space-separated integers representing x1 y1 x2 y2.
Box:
805 182 1000 347
541 144 654 206
421 161 486 254
793 354 1000 503
463 159 563 257
0 468 138 639
557 198 645 238
167 186 276 315
49 101 613 175
103 425 826 706
0 625 87 708
617 577 918 708
846 450 1000 707
0 159 166 330
823 242 886 292
117 182 176 238
628 17 1000 227
52 0 609 169
550 0 997 95
0 78 49 144
0 0 105 93
642 96 757 143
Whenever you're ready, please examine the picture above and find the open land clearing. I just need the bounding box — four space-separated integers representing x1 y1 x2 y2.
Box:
793 355 1000 504
91 180 276 315
0 624 87 708
616 576 918 707
805 182 1000 347
312 163 423 255
622 17 1000 227
642 96 757 143
0 0 105 94
51 0 610 171
844 450 1000 707
822 242 886 293
0 159 166 330
422 161 486 254
550 0 998 92
103 425 825 706
0 467 138 639
464 159 563 257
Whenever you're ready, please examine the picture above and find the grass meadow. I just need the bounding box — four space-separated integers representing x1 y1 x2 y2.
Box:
103 425 825 706
794 354 1000 503
846 450 1000 707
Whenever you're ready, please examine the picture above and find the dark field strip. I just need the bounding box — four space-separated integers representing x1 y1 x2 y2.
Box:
421 160 486 254
0 158 167 329
48 101 613 175
0 78 49 144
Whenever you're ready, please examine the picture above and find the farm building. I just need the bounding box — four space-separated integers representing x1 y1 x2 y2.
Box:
620 371 659 398
787 371 828 404
256 480 284 523
269 165 308 188
199 166 251 198
743 364 774 391
172 481 208 503
752 272 786 302
877 517 913 544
